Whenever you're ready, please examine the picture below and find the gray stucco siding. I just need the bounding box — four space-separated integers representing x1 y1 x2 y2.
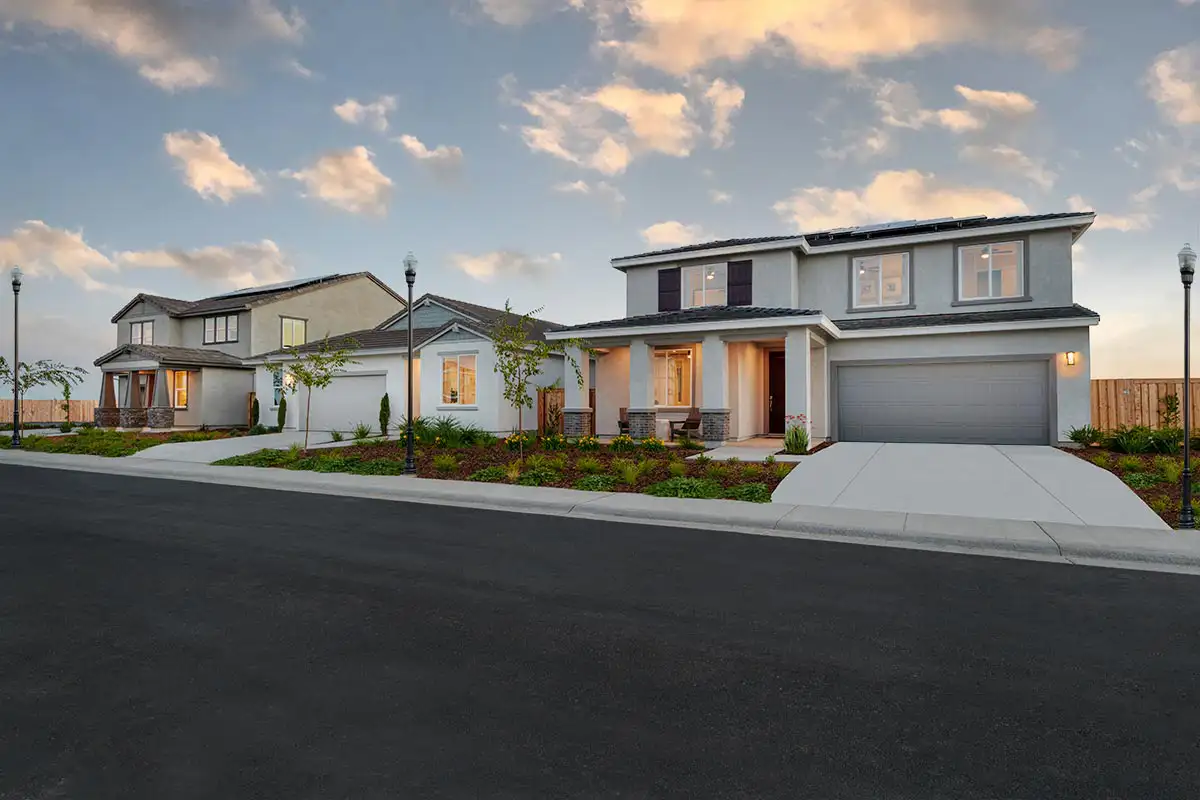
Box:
179 314 250 359
623 248 798 317
387 302 470 330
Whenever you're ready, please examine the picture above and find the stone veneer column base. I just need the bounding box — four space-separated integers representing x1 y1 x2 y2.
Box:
562 408 593 438
627 408 657 439
118 408 148 429
94 407 120 428
146 407 175 429
700 409 731 445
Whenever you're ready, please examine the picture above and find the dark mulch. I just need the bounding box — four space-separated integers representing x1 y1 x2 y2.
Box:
1062 447 1187 527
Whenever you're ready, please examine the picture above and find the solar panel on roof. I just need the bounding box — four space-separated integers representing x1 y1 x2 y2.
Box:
210 274 338 300
855 219 916 234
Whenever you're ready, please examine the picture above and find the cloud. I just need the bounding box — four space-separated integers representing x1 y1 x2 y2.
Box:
1066 195 1152 232
163 131 262 203
709 189 732 204
0 0 305 91
869 78 1035 135
819 127 893 161
552 179 626 205
641 221 710 247
449 250 562 282
282 58 316 79
0 220 118 292
117 240 294 288
1146 44 1200 126
773 170 1029 232
334 96 398 133
1119 131 1200 195
477 0 557 25
955 85 1037 115
961 144 1056 189
285 147 393 215
395 134 465 180
703 78 745 147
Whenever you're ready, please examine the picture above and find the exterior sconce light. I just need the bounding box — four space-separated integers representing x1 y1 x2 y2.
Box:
1065 351 1077 366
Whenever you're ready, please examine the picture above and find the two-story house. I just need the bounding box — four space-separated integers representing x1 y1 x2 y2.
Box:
93 273 405 429
544 212 1100 447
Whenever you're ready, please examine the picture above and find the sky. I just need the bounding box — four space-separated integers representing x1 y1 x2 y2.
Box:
0 0 1198 400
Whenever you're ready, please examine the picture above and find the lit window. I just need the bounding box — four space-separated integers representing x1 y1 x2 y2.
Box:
204 315 238 344
281 317 306 348
653 349 692 407
959 242 1024 301
129 321 154 345
171 371 189 409
682 264 728 308
441 355 477 405
853 253 910 308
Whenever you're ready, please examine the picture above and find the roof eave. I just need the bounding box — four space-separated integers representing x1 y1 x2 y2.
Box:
545 313 837 341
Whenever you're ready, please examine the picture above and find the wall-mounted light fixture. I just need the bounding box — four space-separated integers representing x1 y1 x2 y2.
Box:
1065 351 1077 366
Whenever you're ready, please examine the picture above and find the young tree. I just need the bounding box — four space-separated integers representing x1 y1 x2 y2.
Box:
0 358 87 433
379 392 391 437
264 336 360 449
491 301 589 459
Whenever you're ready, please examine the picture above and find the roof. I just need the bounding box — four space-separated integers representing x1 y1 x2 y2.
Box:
94 344 250 368
615 212 1093 262
377 293 566 341
554 305 822 333
832 304 1100 331
251 325 452 359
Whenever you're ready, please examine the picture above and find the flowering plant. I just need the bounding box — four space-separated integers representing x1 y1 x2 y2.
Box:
573 435 600 451
609 434 636 452
540 432 568 451
640 436 667 453
505 431 531 451
784 413 809 455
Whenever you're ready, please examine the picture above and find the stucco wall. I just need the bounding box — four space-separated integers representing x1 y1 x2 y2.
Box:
177 313 250 359
727 342 764 440
827 326 1091 442
114 312 178 347
623 249 797 317
595 347 630 437
172 369 204 428
200 367 253 427
249 276 403 356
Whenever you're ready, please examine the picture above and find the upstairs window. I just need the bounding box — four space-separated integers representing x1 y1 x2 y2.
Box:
203 315 238 344
853 253 910 308
129 321 154 345
682 264 727 308
653 349 693 407
959 242 1024 301
281 317 306 348
441 355 477 405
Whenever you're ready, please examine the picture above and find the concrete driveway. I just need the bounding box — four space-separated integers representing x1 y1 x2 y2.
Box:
129 432 321 463
773 443 1169 530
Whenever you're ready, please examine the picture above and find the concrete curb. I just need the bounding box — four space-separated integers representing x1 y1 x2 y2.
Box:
0 450 1191 572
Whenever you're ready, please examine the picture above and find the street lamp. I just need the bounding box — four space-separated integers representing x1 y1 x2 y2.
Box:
1179 243 1196 530
10 266 21 449
403 252 418 475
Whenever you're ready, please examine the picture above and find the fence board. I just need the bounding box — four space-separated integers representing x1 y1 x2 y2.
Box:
0 399 97 424
1091 379 1200 429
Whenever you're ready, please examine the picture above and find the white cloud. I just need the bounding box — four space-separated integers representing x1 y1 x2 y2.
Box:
955 85 1037 115
773 170 1029 232
554 180 591 194
0 220 118 292
869 79 1034 135
117 240 294 288
819 127 892 161
163 131 262 203
0 0 305 91
285 147 393 215
283 58 316 79
709 189 732 204
552 179 625 205
1120 131 1200 194
641 221 710 247
703 78 745 147
477 0 557 25
395 134 465 180
449 250 562 282
1147 44 1200 126
1066 195 1152 232
1024 27 1082 71
334 96 398 133
961 144 1056 189
934 108 985 133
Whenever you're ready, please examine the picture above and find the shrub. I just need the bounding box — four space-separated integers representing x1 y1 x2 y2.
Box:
1089 451 1112 468
1149 427 1184 455
574 474 616 492
612 458 655 486
576 456 604 474
643 477 723 499
504 461 523 481
59 421 73 433
248 423 269 436
505 431 531 451
677 436 705 451
471 431 499 448
346 459 406 476
1156 456 1184 484
1116 454 1144 472
1066 425 1104 446
1149 496 1172 515
281 442 304 464
469 466 508 483
1105 425 1153 455
784 416 809 455
379 393 391 437
668 460 688 477
640 437 667 453
1161 393 1181 428
609 434 636 452
574 435 600 451
763 454 777 465
742 463 765 479
251 397 261 427
525 453 549 470
330 430 344 442
540 433 569 451
352 422 373 441
214 448 287 468
771 463 794 480
517 467 559 487
693 454 712 465
277 396 287 431
704 464 731 481
432 454 458 474
725 483 773 503
1124 471 1164 489
545 454 568 471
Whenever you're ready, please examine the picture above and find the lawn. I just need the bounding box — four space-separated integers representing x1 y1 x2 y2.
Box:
214 424 794 503
0 427 241 457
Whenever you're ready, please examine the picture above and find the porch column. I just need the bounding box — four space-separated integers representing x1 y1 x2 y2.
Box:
700 334 730 445
562 346 592 438
784 329 812 443
627 338 656 438
119 370 147 430
95 373 120 428
147 368 174 429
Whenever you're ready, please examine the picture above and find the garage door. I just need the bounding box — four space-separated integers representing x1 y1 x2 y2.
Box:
303 374 387 433
837 360 1050 445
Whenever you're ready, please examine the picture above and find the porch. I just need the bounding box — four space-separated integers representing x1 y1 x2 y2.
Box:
95 368 187 430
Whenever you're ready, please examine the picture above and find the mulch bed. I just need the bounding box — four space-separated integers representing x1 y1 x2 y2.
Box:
1062 447 1186 527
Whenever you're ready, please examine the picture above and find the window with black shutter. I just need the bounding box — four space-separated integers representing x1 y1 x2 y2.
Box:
657 267 681 312
728 260 753 306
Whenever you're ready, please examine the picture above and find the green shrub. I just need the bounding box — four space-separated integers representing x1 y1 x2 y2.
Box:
742 463 765 479
1161 393 1181 428
1116 454 1144 472
1089 451 1112 468
574 474 616 492
1105 425 1153 454
471 431 499 448
704 464 731 481
213 448 287 467
352 422 373 441
612 457 655 486
281 442 304 464
725 483 773 503
1066 424 1104 446
1155 456 1184 484
540 433 569 451
251 397 261 427
693 454 712 465
643 477 723 499
517 467 559 487
545 454 568 471
1124 471 1164 489
58 421 74 433
784 420 809 455
379 393 391 437
432 454 458 474
1149 496 1172 515
277 396 287 431
505 461 523 482
345 459 407 476
677 436 705 451
330 430 344 442
1149 427 1184 455
248 423 269 436
772 463 793 480
469 466 508 482
763 454 777 465
576 455 604 474
609 434 637 452
525 453 549 470
668 460 688 477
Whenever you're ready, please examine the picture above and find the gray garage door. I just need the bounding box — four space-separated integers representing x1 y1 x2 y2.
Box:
837 360 1050 445
303 374 387 433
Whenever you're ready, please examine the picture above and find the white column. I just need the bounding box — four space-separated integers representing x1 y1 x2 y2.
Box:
700 334 728 410
628 338 654 410
784 328 811 438
563 345 590 410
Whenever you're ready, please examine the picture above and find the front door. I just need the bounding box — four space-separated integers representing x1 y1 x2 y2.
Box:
768 352 786 434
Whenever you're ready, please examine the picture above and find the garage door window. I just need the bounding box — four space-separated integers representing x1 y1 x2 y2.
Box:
959 242 1024 301
442 355 477 405
853 252 910 308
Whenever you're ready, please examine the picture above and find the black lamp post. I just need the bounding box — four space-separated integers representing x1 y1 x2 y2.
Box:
403 252 417 475
1181 244 1197 529
10 265 21 449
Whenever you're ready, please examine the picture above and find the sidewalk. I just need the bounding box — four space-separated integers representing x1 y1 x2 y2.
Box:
2 449 1197 575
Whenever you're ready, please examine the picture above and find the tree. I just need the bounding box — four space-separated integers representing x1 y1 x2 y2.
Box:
251 397 261 427
264 336 360 449
491 301 589 459
379 393 391 437
0 358 87 433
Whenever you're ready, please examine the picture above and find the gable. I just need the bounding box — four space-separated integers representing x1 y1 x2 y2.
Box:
437 328 485 343
114 299 167 321
386 301 479 331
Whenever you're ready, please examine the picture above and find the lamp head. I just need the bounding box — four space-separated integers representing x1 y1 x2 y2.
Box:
10 265 21 291
1181 243 1197 286
403 252 417 287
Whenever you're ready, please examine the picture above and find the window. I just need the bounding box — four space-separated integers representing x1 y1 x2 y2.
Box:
281 317 306 348
441 355 477 405
129 321 153 345
853 252 910 308
171 370 189 409
653 349 692 407
682 264 728 308
959 241 1024 301
203 315 238 344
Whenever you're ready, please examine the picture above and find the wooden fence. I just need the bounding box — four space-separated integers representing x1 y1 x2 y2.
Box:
1091 379 1200 430
0 399 98 424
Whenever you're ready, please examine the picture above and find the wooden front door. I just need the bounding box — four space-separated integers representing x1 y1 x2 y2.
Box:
768 352 786 434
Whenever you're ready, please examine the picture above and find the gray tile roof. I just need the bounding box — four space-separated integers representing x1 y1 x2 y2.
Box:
251 324 452 359
94 344 250 368
832 304 1100 331
555 306 822 332
377 293 566 341
615 212 1093 262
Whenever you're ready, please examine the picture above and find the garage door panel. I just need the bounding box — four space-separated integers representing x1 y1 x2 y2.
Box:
837 361 1049 445
306 374 387 433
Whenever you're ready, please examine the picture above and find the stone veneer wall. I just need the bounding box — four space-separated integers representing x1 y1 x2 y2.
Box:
118 408 147 429
628 409 656 439
94 408 120 428
563 409 593 438
146 407 175 429
700 410 731 444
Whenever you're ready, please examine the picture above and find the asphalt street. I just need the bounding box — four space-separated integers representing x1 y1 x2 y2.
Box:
2 464 1200 799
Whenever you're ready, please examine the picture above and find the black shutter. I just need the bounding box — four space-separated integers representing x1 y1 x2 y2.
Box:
658 267 681 312
728 260 753 306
